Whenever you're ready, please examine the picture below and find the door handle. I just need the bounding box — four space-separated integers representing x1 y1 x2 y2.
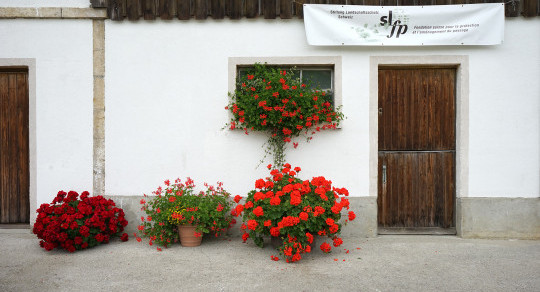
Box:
382 164 387 185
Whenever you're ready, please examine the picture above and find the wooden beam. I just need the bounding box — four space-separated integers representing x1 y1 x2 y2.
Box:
143 0 156 20
522 0 539 16
229 0 243 19
177 0 191 20
108 0 126 21
263 0 277 19
245 0 258 18
194 0 208 19
280 0 293 19
126 0 140 20
211 0 226 19
158 0 174 20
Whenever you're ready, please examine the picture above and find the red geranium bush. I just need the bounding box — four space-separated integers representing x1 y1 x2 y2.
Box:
33 191 129 252
234 164 356 263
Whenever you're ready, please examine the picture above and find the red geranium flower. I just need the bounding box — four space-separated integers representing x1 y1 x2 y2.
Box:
320 242 331 253
270 196 281 206
253 206 264 217
333 237 343 247
247 220 258 230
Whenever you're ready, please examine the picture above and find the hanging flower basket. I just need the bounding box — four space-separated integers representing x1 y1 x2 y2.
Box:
225 63 344 168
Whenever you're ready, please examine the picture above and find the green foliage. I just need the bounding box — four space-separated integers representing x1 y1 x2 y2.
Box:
137 178 235 248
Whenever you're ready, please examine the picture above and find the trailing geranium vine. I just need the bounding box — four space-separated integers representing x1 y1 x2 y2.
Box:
225 63 344 168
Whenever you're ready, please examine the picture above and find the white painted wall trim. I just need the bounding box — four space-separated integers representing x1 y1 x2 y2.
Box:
369 55 470 204
0 7 106 19
0 58 36 225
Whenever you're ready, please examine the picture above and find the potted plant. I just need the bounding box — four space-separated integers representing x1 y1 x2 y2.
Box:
225 63 344 169
138 178 236 249
233 163 356 263
33 191 129 252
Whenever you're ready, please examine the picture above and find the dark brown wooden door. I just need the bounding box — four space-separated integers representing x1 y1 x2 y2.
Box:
0 69 30 224
378 68 455 230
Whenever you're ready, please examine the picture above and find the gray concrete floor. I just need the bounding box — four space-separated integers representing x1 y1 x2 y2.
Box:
1 229 539 291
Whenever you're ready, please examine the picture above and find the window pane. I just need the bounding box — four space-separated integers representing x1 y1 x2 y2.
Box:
289 68 300 80
237 68 248 80
302 70 332 90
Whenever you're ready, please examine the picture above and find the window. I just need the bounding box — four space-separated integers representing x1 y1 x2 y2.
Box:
228 57 342 109
238 66 335 106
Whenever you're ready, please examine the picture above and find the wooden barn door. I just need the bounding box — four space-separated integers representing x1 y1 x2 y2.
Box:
378 67 455 233
0 69 30 224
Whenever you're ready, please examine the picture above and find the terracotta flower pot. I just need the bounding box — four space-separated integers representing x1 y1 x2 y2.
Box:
177 225 202 247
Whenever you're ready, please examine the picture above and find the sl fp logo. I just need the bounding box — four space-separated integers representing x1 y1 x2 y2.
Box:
380 11 408 38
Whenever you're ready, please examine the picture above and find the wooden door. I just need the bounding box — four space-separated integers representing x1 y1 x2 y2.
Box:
0 69 30 224
378 68 455 231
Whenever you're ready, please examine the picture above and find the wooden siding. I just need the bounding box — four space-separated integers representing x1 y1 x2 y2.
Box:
91 0 540 20
0 70 30 224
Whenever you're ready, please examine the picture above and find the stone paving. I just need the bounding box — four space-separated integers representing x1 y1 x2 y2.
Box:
1 229 539 291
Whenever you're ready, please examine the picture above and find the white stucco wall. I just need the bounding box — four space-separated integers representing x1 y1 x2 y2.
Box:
0 19 94 208
105 18 539 199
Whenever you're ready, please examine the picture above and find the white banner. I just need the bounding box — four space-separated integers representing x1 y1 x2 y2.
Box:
304 4 504 46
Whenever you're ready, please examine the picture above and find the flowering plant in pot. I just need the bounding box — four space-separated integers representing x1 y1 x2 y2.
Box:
33 191 129 252
138 178 236 249
233 164 356 263
225 63 344 168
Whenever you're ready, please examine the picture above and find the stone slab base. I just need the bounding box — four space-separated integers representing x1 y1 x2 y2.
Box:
105 195 539 239
457 197 540 239
105 195 378 238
